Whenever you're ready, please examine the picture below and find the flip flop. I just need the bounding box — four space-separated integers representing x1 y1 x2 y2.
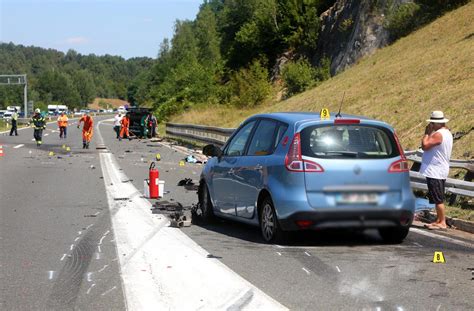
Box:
424 223 447 231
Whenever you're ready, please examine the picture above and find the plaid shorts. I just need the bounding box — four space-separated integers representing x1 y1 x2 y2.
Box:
426 177 446 204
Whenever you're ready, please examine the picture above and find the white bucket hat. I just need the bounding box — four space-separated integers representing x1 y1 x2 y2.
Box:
426 110 449 123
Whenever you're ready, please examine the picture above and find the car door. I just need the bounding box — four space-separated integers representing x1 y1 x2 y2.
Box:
210 121 257 215
233 119 283 219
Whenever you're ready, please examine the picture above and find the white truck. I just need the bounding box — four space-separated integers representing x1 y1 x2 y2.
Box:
47 104 68 115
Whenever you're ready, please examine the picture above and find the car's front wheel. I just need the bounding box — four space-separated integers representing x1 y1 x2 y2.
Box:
260 197 285 243
196 181 214 223
378 227 410 244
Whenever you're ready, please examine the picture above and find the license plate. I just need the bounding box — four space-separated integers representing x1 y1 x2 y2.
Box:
336 193 378 204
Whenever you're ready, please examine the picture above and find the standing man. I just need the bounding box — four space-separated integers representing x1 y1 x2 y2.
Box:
119 113 131 141
113 112 122 139
30 108 46 146
77 112 94 149
9 108 19 136
421 111 453 230
144 111 157 138
57 111 69 139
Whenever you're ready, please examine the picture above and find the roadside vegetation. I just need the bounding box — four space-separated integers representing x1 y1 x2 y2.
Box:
172 1 474 160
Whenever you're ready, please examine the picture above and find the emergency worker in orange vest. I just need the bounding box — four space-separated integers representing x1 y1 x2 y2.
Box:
77 112 94 149
57 112 69 139
119 113 131 141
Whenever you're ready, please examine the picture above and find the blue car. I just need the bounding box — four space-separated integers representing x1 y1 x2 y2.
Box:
199 112 415 243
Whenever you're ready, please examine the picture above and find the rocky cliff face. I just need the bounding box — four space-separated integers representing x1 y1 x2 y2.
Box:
315 0 411 75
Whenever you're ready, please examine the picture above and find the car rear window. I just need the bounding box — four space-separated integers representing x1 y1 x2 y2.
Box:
301 124 399 159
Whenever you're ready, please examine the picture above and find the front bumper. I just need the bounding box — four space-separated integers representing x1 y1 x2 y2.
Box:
278 209 414 231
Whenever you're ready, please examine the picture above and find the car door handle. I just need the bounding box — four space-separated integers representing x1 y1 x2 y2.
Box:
255 165 263 171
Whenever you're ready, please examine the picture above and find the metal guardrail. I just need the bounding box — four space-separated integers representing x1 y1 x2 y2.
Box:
165 123 474 198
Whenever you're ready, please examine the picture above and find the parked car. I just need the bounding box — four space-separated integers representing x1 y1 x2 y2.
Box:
199 112 415 243
127 107 150 137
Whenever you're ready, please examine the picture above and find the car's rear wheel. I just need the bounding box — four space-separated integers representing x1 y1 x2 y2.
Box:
378 227 409 244
196 181 214 223
260 197 285 243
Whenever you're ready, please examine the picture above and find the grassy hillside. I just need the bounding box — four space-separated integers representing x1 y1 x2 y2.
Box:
172 2 474 159
88 98 129 110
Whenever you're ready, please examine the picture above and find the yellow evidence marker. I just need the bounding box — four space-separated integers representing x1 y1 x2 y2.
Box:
66 147 71 152
49 151 55 157
156 153 161 161
320 108 330 120
179 160 185 167
432 251 446 263
62 144 66 149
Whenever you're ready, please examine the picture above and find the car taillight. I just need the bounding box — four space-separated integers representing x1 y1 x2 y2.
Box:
285 133 324 173
296 220 314 229
388 159 409 172
334 119 360 124
393 132 406 159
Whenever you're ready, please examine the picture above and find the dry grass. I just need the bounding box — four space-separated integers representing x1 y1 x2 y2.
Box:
172 2 474 158
88 98 129 110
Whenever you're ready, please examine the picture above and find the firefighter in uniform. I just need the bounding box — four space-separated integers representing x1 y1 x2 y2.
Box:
30 108 46 146
77 112 94 149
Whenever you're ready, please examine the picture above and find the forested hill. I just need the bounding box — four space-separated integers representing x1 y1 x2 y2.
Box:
0 43 152 110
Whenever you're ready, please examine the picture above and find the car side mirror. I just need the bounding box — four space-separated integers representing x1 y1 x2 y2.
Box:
203 144 223 158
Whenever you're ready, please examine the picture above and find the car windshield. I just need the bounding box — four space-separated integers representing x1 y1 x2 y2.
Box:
301 124 399 159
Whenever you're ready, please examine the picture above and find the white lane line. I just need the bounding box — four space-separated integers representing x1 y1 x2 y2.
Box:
86 224 93 230
98 265 109 273
75 237 80 242
96 253 101 260
48 271 55 280
94 212 100 216
276 252 282 256
87 272 93 282
70 244 74 250
97 245 102 253
98 133 287 310
101 286 117 296
302 267 311 275
336 266 341 273
304 251 311 257
60 254 67 261
14 144 24 149
411 228 473 248
86 283 96 295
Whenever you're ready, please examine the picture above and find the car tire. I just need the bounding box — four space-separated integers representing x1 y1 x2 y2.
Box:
259 197 285 243
196 181 214 223
378 227 409 244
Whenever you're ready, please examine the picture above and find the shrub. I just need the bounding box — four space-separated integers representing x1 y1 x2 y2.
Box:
385 3 421 40
282 58 316 96
228 60 272 107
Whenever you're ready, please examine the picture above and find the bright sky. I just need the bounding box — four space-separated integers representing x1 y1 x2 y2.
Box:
0 0 203 59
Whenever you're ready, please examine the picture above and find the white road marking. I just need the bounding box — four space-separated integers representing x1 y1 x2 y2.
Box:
304 251 311 257
44 133 49 136
98 265 109 273
86 283 96 295
97 122 287 310
74 237 80 242
276 252 282 256
78 231 82 235
70 244 74 250
87 272 93 282
60 254 67 261
99 236 106 245
94 212 100 216
336 266 341 273
86 224 93 230
302 267 311 275
101 286 117 296
96 253 101 260
411 228 473 248
97 245 102 253
13 144 24 149
31 139 35 141
48 271 55 280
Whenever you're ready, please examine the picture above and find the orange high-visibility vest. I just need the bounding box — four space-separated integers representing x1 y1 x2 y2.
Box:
57 115 68 127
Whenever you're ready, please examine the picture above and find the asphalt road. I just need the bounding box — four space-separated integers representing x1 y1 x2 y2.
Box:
1 117 473 310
